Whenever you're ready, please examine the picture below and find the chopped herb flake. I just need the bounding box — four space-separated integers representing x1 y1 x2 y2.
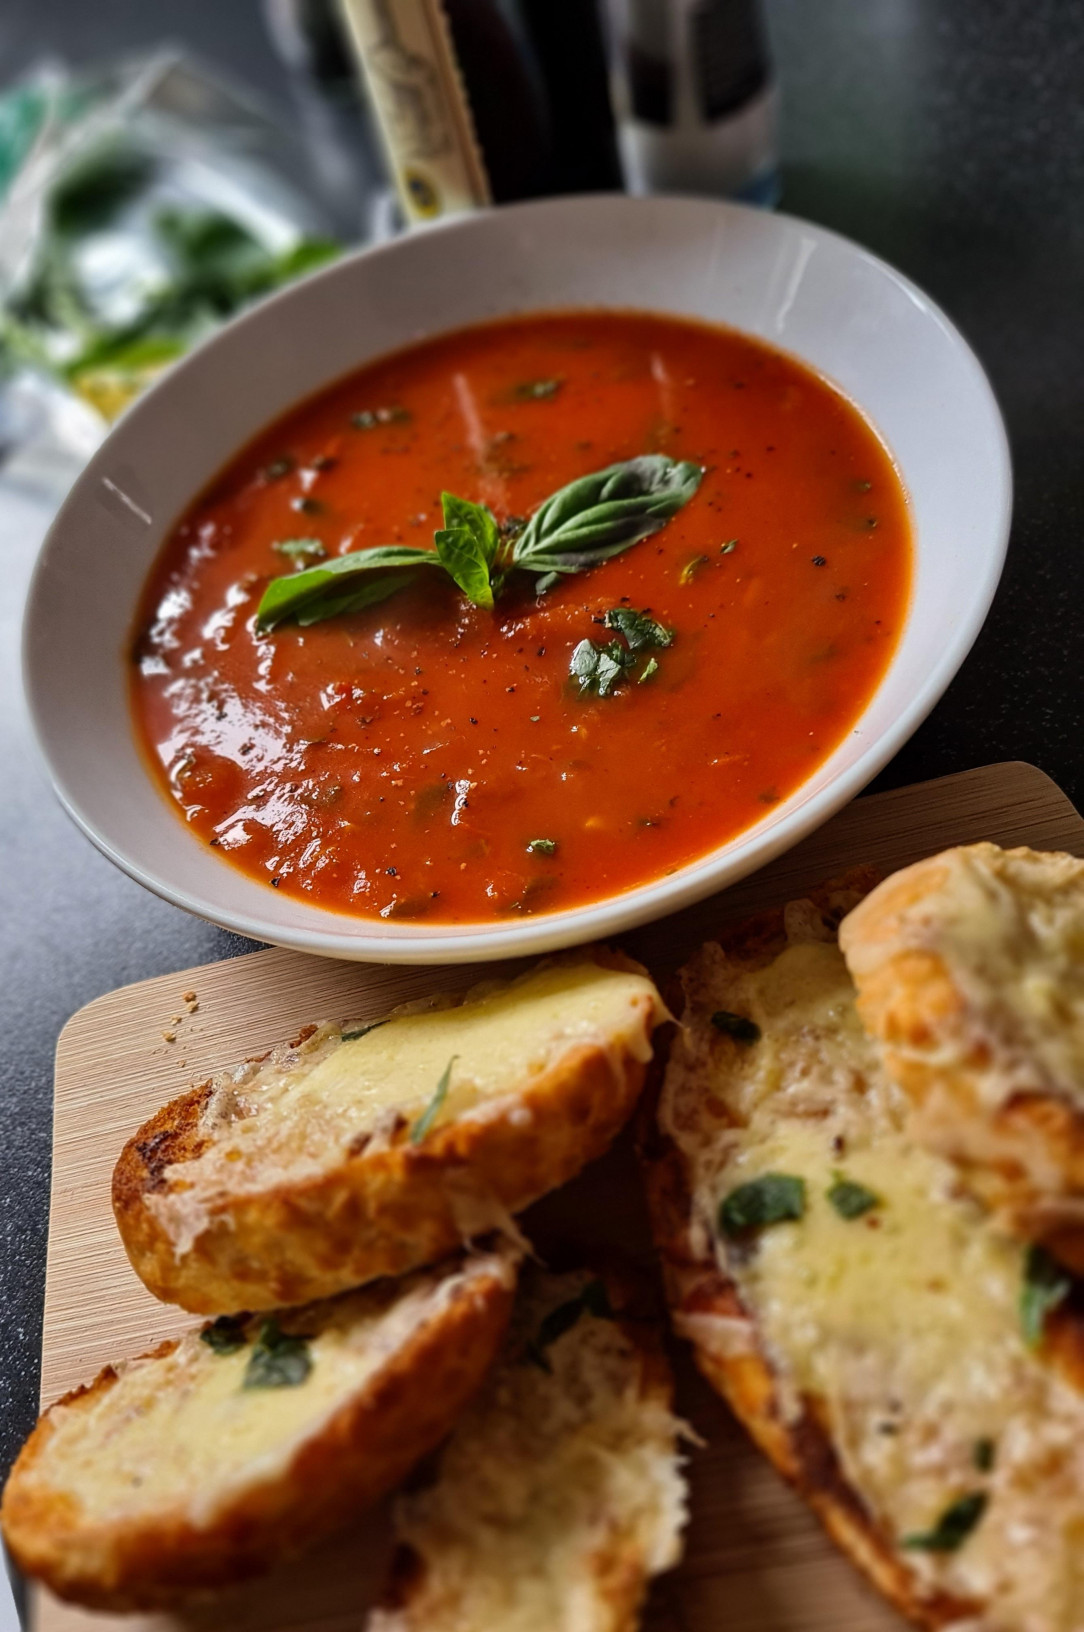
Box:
200 1314 247 1355
603 607 673 651
526 1278 615 1371
973 1438 996 1472
719 539 737 554
242 1319 312 1389
828 1174 880 1219
639 656 659 683
902 1491 987 1552
263 456 294 480
341 1018 389 1041
719 1173 806 1238
569 637 636 697
292 495 321 514
711 1010 761 1043
679 554 708 585
526 838 558 855
411 1055 457 1144
1021 1244 1071 1347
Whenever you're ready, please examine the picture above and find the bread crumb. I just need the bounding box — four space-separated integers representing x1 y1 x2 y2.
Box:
182 990 197 1003
162 1031 176 1044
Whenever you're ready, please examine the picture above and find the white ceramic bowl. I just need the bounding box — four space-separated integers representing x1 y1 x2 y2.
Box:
23 194 1011 963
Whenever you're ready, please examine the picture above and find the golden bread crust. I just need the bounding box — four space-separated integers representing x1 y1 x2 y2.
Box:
113 952 661 1313
641 872 984 1632
1 1252 516 1611
840 844 1084 1265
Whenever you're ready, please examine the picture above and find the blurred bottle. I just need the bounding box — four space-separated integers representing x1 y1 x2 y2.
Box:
337 0 622 225
264 0 388 238
609 0 779 204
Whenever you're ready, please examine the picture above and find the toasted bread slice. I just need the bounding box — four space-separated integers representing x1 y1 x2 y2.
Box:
645 876 1084 1632
369 1265 686 1632
840 843 1084 1267
1 1247 516 1612
114 952 664 1313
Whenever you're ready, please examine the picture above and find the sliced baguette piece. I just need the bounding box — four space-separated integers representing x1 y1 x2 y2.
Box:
368 1265 687 1632
1 1247 517 1612
113 951 665 1313
644 875 1084 1632
839 842 1084 1268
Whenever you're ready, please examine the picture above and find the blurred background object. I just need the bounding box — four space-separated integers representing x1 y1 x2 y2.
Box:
338 0 623 225
0 51 341 495
608 0 778 203
0 1 784 494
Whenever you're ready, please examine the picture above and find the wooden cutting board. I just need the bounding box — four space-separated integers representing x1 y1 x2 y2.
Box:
34 761 1084 1632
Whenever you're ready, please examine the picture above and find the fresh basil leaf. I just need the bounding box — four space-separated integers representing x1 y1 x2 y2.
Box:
902 1491 987 1552
1020 1244 1071 1347
569 638 636 698
526 1278 616 1371
603 607 673 651
512 455 703 577
272 537 326 563
434 492 499 608
526 837 558 855
411 1055 457 1144
255 545 439 631
242 1318 312 1389
711 1010 761 1043
827 1174 880 1219
200 1313 247 1355
719 1173 805 1237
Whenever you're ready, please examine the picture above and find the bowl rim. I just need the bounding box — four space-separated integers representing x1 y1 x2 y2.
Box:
22 192 1013 963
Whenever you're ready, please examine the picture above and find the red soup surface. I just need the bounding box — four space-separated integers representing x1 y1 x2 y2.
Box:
132 310 911 923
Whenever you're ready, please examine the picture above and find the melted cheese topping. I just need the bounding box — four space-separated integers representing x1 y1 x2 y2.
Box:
842 843 1084 1110
30 1257 504 1529
372 1270 685 1632
664 932 1084 1632
152 959 661 1253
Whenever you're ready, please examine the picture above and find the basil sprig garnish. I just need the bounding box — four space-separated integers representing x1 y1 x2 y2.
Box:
255 544 441 632
255 454 702 630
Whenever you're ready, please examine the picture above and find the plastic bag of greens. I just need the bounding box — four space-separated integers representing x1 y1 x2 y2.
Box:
0 50 340 482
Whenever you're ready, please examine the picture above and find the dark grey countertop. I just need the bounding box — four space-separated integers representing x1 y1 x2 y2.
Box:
1 0 1082 1571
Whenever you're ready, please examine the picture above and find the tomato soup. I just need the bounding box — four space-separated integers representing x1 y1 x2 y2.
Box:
131 311 910 923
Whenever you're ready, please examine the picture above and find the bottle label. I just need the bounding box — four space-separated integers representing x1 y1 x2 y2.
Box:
339 0 491 222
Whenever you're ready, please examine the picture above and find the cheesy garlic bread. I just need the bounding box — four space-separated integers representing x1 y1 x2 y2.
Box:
1 1248 516 1611
114 952 664 1313
646 876 1084 1632
840 842 1084 1269
369 1266 687 1632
